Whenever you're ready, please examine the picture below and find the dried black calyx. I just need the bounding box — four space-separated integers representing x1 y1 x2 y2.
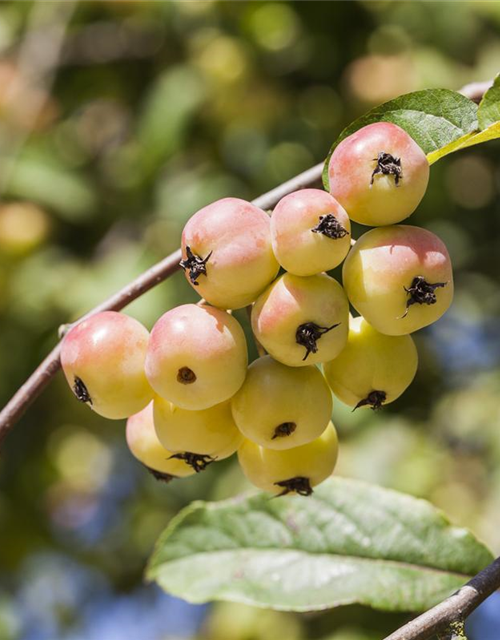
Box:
401 275 448 318
371 152 402 186
311 213 349 240
354 390 387 411
179 246 212 286
296 322 340 361
274 476 313 497
272 422 297 440
145 466 176 483
177 367 197 385
170 452 215 473
73 376 92 404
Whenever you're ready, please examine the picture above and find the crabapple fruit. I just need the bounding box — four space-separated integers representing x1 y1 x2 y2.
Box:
154 397 243 472
145 303 248 410
61 311 153 419
323 316 418 410
342 225 453 335
126 402 196 481
251 272 349 366
231 355 332 449
270 188 351 276
328 122 429 226
237 422 339 496
180 197 279 309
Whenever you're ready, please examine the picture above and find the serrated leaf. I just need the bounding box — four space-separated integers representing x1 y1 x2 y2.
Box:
147 478 493 613
323 90 478 189
477 75 500 130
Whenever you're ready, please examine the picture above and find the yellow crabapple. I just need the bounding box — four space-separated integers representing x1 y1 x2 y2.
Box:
61 311 153 419
270 188 351 276
154 397 243 472
180 197 279 309
328 122 429 226
145 304 248 410
342 225 453 335
231 355 332 449
237 422 339 496
126 401 196 481
251 273 349 366
323 316 418 410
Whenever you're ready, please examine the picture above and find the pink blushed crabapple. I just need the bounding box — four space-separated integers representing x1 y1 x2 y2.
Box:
251 273 349 366
126 401 196 482
231 355 333 450
180 197 279 310
323 316 418 410
328 122 430 226
270 189 351 276
60 311 153 419
145 303 248 410
342 225 453 335
154 397 243 472
237 422 339 496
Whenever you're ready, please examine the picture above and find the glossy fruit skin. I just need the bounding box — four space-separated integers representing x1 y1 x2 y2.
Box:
237 422 339 495
328 122 429 226
323 316 418 408
181 197 279 309
126 402 195 478
270 189 351 276
231 355 332 450
145 304 248 410
154 397 243 460
342 225 453 335
61 311 153 419
251 273 349 367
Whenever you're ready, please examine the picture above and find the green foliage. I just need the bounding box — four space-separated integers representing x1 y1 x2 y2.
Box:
478 75 500 130
148 478 493 612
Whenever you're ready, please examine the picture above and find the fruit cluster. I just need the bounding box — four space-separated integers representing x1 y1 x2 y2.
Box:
61 122 453 497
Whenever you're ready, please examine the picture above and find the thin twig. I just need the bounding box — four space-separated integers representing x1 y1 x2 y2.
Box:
384 556 500 640
0 162 323 446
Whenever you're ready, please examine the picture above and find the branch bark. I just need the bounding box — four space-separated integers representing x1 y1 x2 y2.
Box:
0 162 323 446
384 555 500 640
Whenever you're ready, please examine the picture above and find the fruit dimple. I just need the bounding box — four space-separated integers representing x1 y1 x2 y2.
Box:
272 422 297 440
177 367 197 384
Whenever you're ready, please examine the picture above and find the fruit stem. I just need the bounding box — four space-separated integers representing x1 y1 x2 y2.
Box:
145 466 176 483
401 275 448 318
311 213 349 240
169 452 215 473
370 152 402 186
353 390 387 411
274 476 313 497
296 322 340 361
179 246 212 286
73 376 92 404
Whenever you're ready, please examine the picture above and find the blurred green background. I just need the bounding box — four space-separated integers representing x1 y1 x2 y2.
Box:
0 2 499 639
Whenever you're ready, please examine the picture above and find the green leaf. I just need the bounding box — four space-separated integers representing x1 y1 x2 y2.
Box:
147 478 493 613
427 123 500 164
323 90 478 188
477 75 500 130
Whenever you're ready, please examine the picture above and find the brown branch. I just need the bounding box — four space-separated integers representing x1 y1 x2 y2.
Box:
0 162 323 447
384 555 500 640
